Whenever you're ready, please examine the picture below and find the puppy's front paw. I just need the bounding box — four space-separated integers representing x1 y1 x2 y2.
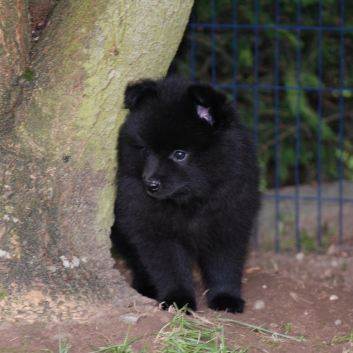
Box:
160 293 196 312
209 293 245 313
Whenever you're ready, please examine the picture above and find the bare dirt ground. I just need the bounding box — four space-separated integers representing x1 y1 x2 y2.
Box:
1 246 352 353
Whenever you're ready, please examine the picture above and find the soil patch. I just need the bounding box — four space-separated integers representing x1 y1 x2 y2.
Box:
0 251 352 353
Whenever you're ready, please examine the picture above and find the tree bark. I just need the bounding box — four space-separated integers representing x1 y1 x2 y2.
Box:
0 0 193 322
0 0 30 133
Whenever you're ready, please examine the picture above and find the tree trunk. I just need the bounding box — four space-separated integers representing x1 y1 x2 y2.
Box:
0 0 193 323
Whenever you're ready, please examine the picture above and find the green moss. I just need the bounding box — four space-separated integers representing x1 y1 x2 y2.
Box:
96 184 116 243
21 70 34 81
47 0 60 19
51 0 191 246
0 290 8 300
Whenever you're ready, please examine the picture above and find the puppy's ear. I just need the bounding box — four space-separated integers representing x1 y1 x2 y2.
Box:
188 83 228 126
124 79 157 109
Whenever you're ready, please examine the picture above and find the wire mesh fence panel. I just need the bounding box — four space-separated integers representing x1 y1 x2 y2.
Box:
173 0 353 252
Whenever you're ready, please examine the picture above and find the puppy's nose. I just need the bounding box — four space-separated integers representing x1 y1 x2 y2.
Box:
145 180 161 193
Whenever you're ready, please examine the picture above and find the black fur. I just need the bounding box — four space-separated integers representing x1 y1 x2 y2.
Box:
111 77 261 313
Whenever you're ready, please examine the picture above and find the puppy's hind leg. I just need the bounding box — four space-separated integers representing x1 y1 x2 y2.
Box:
111 225 157 299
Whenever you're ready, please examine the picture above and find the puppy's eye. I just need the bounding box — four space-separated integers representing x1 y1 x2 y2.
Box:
173 150 187 161
141 147 149 156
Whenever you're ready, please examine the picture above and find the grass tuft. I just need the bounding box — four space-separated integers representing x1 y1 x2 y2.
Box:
92 306 252 353
45 305 310 352
154 306 252 352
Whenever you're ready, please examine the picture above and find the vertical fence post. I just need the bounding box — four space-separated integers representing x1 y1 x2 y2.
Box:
338 0 345 245
274 0 281 252
190 10 196 81
317 0 324 252
211 0 217 85
295 0 302 253
232 0 238 108
253 0 260 250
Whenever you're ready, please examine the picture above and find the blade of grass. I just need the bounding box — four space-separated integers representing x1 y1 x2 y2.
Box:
217 318 305 342
331 328 353 344
40 329 72 353
91 325 154 353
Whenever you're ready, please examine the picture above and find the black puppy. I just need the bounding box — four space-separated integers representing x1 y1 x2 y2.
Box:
111 77 260 313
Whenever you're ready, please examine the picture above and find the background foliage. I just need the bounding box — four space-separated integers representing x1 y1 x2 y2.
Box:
174 0 353 188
